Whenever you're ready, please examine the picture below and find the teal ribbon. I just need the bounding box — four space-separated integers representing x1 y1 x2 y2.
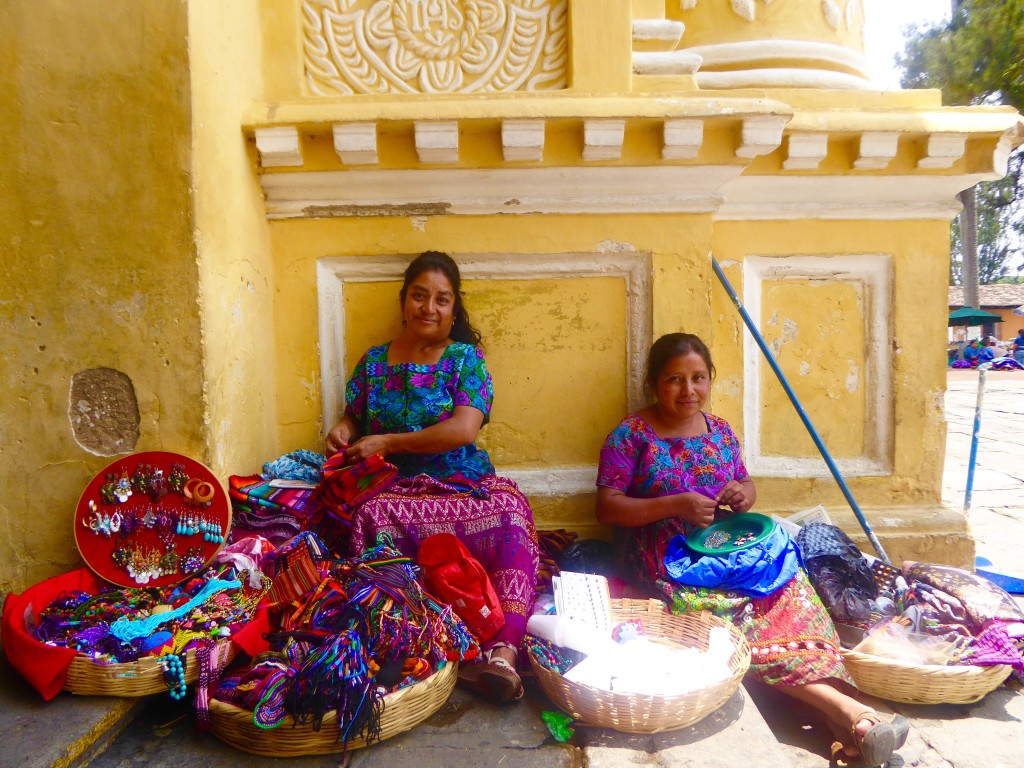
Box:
109 577 241 642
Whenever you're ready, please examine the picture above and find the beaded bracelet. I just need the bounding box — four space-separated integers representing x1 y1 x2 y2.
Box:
161 654 187 700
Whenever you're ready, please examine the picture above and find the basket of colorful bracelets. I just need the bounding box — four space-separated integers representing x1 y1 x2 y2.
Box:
526 599 750 734
31 568 268 697
207 536 475 756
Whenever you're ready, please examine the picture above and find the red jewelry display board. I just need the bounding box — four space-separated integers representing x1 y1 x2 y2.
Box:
74 451 231 589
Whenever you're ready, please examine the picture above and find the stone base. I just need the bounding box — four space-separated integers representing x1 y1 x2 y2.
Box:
825 504 974 570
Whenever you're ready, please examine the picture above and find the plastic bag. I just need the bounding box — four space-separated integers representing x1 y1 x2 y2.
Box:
854 619 959 665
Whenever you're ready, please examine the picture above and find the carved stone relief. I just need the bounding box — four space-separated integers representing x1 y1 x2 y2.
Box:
303 0 567 95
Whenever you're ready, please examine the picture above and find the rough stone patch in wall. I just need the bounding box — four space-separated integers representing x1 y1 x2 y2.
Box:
68 368 141 456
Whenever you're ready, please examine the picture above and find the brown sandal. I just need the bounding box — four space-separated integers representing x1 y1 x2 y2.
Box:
849 710 908 767
457 657 524 705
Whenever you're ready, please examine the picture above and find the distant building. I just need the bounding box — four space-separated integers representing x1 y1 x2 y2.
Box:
948 285 1024 339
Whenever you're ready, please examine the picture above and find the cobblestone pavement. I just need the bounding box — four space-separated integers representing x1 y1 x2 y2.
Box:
942 369 1024 568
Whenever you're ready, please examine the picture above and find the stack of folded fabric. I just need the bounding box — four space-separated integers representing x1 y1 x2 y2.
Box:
228 450 328 545
228 476 314 545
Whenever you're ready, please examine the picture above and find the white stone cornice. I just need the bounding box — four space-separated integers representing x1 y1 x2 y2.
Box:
783 133 829 170
662 119 704 160
414 121 459 164
632 19 685 51
917 133 968 169
260 165 743 218
332 122 378 165
717 173 1002 221
736 115 787 158
854 132 900 170
632 50 703 76
501 119 545 162
697 69 873 90
682 40 872 79
583 119 626 161
254 126 303 168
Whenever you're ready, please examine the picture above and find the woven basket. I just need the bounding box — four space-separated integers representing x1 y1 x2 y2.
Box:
528 599 750 733
208 659 457 756
64 641 237 697
842 649 1012 705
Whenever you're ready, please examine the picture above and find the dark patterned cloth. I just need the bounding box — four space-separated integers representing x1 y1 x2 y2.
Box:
903 562 1024 630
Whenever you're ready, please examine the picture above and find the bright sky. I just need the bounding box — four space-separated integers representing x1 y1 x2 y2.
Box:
863 0 952 88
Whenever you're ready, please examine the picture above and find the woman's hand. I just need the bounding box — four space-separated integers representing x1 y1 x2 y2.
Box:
673 492 718 528
343 434 392 464
325 420 355 458
716 479 754 513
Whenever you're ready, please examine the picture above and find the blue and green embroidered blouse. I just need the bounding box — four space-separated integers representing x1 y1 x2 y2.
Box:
344 342 495 481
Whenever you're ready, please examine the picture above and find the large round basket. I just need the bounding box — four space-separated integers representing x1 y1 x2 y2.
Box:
64 640 237 696
841 649 1012 705
208 659 457 756
527 599 750 734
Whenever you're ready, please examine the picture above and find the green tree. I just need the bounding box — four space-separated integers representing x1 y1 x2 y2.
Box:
950 152 1024 283
898 0 1024 287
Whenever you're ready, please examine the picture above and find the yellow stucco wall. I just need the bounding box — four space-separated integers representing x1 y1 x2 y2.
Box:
0 1 202 594
342 277 628 468
669 0 866 52
711 219 952 513
759 279 867 459
188 1 281 477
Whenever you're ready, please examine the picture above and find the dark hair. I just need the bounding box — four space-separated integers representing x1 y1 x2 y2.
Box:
399 251 483 346
645 333 716 389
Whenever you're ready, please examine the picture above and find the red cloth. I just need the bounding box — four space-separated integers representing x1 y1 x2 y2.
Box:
231 603 271 658
418 532 505 643
1 568 106 700
305 452 398 536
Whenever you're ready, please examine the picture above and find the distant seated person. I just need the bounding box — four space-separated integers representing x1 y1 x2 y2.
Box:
977 340 996 364
962 339 981 366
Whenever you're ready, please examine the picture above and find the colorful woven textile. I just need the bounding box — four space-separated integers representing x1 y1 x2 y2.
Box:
419 532 505 642
261 532 330 607
659 568 852 686
904 562 1024 629
262 450 325 485
536 529 578 596
229 475 314 517
347 474 539 652
304 452 398 537
214 537 477 744
597 410 852 688
229 475 313 545
344 342 495 482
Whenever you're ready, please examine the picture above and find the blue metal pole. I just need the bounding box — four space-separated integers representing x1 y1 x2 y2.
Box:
964 366 987 511
711 257 891 563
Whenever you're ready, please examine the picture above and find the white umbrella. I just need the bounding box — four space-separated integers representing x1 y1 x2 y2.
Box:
1013 304 1024 317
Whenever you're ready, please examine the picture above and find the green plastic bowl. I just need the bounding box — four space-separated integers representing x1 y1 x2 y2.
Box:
687 512 777 556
